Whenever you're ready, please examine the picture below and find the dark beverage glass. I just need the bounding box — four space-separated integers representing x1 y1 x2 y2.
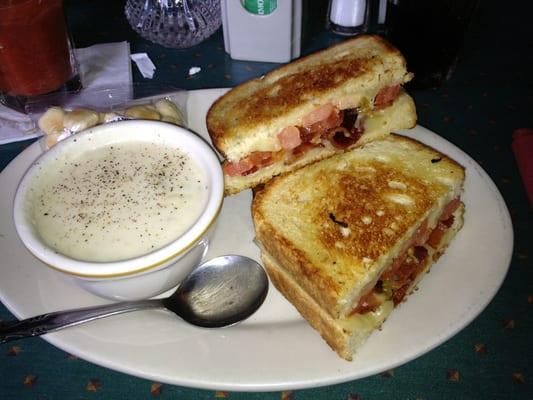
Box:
384 0 479 89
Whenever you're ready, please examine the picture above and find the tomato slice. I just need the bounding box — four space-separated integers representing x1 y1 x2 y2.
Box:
374 85 401 109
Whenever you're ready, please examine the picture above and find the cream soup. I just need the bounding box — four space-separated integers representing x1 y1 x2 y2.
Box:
26 141 209 262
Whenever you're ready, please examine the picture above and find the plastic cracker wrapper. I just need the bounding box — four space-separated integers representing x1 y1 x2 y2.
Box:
26 86 188 151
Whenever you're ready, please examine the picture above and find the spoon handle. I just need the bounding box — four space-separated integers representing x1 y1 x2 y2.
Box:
0 299 165 344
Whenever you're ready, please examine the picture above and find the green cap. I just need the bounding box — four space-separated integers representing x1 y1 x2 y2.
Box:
243 0 277 15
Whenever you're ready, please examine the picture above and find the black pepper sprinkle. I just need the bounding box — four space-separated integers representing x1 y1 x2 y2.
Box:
33 141 208 260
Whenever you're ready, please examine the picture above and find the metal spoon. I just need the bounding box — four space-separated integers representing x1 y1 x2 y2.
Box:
0 255 268 343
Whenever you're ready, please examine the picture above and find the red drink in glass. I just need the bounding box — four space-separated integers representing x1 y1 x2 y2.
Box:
0 0 80 109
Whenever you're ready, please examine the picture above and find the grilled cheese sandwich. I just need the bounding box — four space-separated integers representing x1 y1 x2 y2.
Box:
252 134 465 360
207 35 416 195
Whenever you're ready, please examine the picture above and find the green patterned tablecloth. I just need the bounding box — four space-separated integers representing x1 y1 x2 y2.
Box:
1 1 531 399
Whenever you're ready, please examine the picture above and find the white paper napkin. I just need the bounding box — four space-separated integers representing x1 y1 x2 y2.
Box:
130 53 156 79
0 41 132 145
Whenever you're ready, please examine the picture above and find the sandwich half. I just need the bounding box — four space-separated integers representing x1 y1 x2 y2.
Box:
252 134 465 360
206 35 416 195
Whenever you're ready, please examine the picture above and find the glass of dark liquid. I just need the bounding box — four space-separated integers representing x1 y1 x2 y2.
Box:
0 0 81 113
384 0 479 89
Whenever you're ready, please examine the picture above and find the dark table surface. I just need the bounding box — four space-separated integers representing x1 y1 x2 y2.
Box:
1 1 532 399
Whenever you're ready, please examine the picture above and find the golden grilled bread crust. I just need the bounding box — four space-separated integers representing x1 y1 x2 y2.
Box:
260 251 363 361
223 90 416 196
252 134 465 319
206 35 413 163
260 204 464 360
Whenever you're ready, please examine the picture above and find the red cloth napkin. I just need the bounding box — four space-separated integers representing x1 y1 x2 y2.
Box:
512 128 533 206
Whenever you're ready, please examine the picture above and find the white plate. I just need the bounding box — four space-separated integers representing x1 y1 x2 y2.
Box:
0 88 513 391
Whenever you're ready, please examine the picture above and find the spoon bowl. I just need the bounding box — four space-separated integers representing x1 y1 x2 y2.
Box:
0 255 269 343
167 255 269 327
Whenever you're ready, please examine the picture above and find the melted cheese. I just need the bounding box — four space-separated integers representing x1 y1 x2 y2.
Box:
338 297 394 331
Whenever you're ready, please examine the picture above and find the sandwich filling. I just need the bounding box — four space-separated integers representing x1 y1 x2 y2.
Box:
223 85 401 177
350 197 462 315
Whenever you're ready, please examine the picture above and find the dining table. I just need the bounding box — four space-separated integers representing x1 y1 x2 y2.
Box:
1 0 531 399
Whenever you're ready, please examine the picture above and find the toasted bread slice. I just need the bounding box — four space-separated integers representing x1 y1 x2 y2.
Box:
260 204 464 361
207 35 415 195
252 134 465 319
252 135 465 359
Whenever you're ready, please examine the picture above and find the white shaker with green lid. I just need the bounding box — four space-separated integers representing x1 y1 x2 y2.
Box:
221 0 301 63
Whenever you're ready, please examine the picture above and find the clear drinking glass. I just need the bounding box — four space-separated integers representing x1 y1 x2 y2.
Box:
124 0 222 49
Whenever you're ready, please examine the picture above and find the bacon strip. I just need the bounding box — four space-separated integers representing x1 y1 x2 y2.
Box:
350 290 382 315
389 246 429 305
325 126 363 149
